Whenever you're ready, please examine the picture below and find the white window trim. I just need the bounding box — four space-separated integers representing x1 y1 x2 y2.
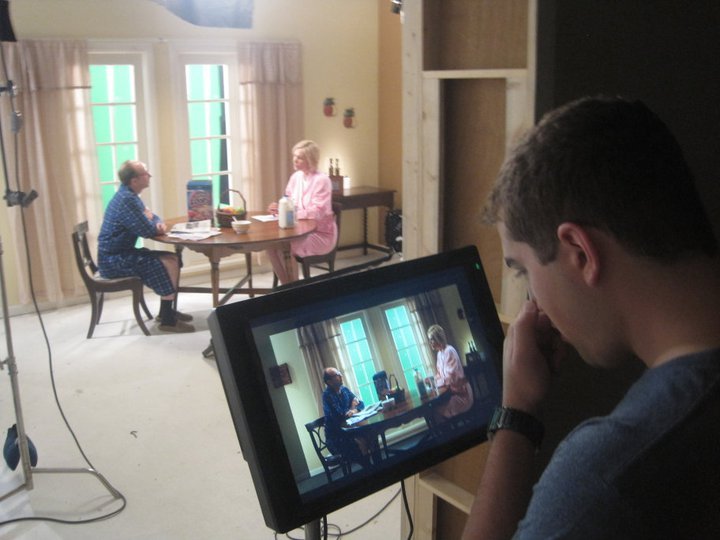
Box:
88 41 162 219
168 40 244 215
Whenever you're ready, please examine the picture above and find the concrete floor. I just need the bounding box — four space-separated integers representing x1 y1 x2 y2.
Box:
0 256 402 539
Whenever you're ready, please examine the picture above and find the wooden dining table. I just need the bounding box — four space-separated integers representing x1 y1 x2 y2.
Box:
342 388 450 462
154 213 317 307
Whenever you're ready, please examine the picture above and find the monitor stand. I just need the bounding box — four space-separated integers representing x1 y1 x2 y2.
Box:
305 519 321 540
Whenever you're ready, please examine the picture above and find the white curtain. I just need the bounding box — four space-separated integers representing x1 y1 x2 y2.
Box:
237 42 303 213
0 40 100 305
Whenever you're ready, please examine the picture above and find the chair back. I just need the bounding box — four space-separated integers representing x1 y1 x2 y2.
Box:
72 221 99 284
305 416 331 458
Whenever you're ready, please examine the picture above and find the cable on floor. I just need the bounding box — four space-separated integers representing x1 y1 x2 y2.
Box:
275 484 405 539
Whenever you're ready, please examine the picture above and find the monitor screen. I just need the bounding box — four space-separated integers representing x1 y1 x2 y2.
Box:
208 246 504 533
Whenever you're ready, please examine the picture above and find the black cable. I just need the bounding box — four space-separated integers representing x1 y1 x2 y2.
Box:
401 479 414 540
0 42 126 528
274 486 401 539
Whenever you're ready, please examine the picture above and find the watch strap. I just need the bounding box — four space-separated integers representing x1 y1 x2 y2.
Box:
487 406 544 450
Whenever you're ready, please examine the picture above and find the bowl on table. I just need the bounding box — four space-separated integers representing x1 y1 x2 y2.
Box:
231 220 252 234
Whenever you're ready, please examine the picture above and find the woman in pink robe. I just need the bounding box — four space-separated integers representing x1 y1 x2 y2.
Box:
427 324 473 419
267 140 338 284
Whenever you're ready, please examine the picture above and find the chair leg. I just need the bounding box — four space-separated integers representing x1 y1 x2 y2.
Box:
245 253 253 298
87 291 100 339
132 288 152 336
140 295 153 320
97 292 105 322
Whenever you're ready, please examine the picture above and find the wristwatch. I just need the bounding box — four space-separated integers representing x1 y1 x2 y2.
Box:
487 406 544 451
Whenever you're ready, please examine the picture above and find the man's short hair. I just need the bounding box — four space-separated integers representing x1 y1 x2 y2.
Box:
118 160 141 186
484 96 718 264
323 368 338 384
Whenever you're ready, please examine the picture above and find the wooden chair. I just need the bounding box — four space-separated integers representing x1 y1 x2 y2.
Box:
273 202 343 287
305 416 350 483
72 221 153 338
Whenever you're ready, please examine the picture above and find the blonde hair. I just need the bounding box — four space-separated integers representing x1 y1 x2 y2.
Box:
292 140 320 171
426 324 447 347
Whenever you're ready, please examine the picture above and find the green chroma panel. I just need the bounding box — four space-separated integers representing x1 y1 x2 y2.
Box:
92 105 111 143
188 102 208 138
186 65 206 100
208 101 227 136
96 146 114 182
113 105 137 142
355 368 369 386
209 138 227 170
190 140 209 174
112 65 134 102
115 144 137 165
90 65 109 103
100 183 117 209
208 65 226 99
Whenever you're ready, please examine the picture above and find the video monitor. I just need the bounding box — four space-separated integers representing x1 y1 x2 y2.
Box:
208 246 504 533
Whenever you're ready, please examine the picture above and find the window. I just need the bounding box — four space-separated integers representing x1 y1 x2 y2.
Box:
339 317 378 405
90 64 139 209
176 49 244 213
384 304 429 398
185 63 232 207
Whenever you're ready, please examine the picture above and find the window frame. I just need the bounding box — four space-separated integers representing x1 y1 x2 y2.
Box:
88 43 161 220
169 42 244 215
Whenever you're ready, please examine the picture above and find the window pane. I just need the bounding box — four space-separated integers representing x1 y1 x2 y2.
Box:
90 65 109 103
186 65 206 100
209 138 228 171
93 105 111 143
96 146 114 182
207 101 227 136
113 105 137 142
115 143 137 164
190 140 209 174
100 183 117 209
112 65 134 102
188 102 208 138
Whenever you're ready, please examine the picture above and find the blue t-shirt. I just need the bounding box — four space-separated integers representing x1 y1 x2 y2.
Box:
516 349 720 539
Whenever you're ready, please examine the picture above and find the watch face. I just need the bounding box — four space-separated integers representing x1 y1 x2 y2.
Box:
487 407 544 449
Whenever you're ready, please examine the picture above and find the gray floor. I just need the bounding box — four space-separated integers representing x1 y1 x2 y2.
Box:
0 255 402 539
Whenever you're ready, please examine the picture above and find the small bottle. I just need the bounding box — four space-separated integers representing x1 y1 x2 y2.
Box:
278 196 295 229
335 158 341 176
415 369 427 398
329 158 334 175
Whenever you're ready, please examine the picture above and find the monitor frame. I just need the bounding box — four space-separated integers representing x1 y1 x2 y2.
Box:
208 246 505 533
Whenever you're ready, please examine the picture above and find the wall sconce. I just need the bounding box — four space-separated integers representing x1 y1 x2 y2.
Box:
323 97 336 117
343 107 356 128
390 0 402 15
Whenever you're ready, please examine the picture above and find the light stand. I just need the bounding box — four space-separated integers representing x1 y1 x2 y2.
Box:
0 17 124 521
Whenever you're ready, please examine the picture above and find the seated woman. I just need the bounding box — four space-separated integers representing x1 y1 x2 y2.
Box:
427 324 473 419
267 140 338 285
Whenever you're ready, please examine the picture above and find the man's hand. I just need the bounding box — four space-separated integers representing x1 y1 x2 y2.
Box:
156 222 167 235
502 300 566 416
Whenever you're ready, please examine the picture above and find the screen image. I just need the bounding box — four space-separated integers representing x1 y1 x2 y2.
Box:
209 246 504 532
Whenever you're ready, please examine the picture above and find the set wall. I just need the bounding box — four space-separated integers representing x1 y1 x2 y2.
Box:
0 0 386 308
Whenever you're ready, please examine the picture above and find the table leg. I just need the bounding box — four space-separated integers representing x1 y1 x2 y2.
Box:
209 257 220 307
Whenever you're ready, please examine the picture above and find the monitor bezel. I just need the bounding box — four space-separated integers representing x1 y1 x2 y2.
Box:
208 246 505 533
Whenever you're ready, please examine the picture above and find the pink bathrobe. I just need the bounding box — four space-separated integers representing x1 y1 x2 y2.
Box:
435 344 473 418
285 170 338 257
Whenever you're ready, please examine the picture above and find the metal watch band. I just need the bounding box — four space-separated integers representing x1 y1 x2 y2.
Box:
487 406 544 450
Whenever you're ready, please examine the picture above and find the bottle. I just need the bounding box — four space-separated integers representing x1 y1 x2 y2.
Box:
328 158 334 176
415 368 427 398
335 158 341 176
278 196 295 229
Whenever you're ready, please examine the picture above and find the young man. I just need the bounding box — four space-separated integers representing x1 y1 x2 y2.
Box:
463 97 720 538
98 160 194 333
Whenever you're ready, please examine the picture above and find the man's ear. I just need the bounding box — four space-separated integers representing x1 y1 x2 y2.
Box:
556 222 601 285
